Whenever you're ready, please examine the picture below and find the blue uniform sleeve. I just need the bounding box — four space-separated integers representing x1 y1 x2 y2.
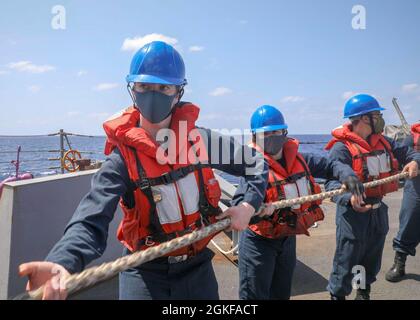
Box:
301 153 356 182
197 128 268 211
45 149 130 274
384 136 420 167
324 142 354 206
403 135 414 149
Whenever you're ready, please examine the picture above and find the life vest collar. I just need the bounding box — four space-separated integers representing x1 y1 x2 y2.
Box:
103 103 201 160
249 139 324 239
326 123 384 152
252 138 300 176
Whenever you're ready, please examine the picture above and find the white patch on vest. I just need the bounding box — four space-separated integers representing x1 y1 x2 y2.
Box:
177 172 200 215
283 177 311 210
366 153 391 177
151 172 200 224
152 184 182 224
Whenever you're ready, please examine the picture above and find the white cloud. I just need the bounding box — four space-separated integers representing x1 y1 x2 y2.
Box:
121 33 178 52
93 83 119 91
402 83 419 93
0 70 9 75
189 46 204 52
77 70 87 77
342 91 356 100
209 87 232 97
28 85 41 93
88 112 111 120
200 113 223 121
67 111 81 117
281 96 305 103
8 61 55 73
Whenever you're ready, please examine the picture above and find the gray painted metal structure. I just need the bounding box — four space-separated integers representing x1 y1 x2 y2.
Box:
0 170 239 299
0 170 122 299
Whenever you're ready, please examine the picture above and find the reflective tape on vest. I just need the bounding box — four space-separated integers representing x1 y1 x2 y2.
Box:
283 176 311 210
366 152 391 177
152 172 199 224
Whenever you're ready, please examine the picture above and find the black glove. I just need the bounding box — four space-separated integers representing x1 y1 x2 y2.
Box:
343 175 364 197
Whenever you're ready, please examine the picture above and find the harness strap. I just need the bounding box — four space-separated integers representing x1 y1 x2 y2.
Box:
270 171 286 200
147 164 209 186
352 143 370 180
130 148 165 242
137 219 203 248
188 140 221 224
295 155 316 194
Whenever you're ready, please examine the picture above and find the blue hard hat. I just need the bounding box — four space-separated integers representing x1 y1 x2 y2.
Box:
250 105 288 133
126 41 187 86
343 94 385 118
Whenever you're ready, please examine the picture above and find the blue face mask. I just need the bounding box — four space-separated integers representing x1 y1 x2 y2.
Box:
132 90 177 123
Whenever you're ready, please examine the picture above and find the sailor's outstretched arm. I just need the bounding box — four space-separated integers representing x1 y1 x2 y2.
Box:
324 142 355 206
197 128 268 211
45 148 130 274
385 136 420 166
301 152 356 182
197 128 268 229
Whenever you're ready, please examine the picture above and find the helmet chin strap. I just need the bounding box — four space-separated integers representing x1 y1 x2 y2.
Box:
367 113 376 136
177 86 185 104
127 84 137 108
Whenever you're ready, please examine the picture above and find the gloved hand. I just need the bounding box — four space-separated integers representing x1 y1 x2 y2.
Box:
343 175 364 198
343 176 369 213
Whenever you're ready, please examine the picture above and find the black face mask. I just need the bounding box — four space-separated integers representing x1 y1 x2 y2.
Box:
368 114 386 134
257 134 288 155
132 90 177 124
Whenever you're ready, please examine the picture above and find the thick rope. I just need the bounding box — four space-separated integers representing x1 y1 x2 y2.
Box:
270 172 409 210
23 172 408 300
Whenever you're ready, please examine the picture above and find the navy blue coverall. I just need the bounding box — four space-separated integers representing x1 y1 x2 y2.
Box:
45 127 268 300
393 135 420 257
232 153 357 300
326 137 420 297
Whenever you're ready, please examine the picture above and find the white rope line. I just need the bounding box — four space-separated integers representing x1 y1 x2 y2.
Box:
24 172 408 300
210 239 239 255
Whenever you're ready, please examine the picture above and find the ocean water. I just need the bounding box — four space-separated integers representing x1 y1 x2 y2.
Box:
0 134 331 183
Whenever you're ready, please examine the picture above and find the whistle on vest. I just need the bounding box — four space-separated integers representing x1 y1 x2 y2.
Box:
276 209 298 229
152 190 163 203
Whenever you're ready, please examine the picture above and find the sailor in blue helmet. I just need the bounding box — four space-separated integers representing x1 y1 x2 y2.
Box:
231 105 364 300
385 122 420 282
325 94 419 300
18 41 270 300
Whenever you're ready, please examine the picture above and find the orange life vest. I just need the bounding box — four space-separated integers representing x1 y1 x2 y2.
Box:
412 123 420 152
325 123 399 198
249 139 325 239
103 103 222 255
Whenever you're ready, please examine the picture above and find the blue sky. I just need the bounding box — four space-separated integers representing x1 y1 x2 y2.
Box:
0 0 419 135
